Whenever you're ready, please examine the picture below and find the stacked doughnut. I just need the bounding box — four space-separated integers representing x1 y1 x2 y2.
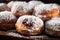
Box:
45 16 60 36
0 1 60 37
0 3 10 11
0 11 17 30
34 4 59 20
15 15 44 35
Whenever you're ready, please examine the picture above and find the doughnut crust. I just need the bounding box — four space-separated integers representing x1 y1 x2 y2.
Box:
15 15 44 35
34 4 59 20
11 2 32 17
45 17 60 37
0 3 10 11
0 11 17 30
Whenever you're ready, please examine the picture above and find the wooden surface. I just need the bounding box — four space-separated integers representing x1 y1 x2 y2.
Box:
0 30 60 40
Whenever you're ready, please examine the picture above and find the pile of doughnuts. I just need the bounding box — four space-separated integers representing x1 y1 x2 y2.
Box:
0 1 60 37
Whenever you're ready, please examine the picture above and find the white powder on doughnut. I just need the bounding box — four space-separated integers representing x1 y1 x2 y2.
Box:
28 1 44 8
0 3 5 6
0 3 7 10
7 1 26 9
34 4 58 15
17 15 43 26
11 2 33 14
7 1 14 8
0 11 17 23
17 15 43 32
46 17 60 25
46 17 60 31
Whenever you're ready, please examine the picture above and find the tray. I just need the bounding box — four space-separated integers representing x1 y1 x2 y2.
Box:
0 30 60 40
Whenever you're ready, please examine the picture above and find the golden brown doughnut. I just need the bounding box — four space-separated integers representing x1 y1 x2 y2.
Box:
45 17 60 37
0 3 10 11
15 15 44 35
11 2 34 17
34 4 59 20
0 11 17 30
7 1 26 10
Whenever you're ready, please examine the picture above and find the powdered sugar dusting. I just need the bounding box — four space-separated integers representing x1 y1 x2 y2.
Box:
0 3 8 10
46 17 60 25
11 2 32 14
17 15 43 33
34 4 58 15
0 11 17 23
46 17 60 31
7 1 14 8
0 3 6 6
28 1 44 8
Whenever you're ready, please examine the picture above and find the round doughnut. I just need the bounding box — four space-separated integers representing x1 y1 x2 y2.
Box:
15 15 44 35
11 2 33 17
0 11 17 30
45 17 60 37
0 3 10 11
34 4 59 20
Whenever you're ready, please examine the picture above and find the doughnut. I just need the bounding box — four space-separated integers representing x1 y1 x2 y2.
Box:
34 4 59 20
45 17 60 37
11 2 33 17
15 15 44 35
0 3 10 11
0 11 17 30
